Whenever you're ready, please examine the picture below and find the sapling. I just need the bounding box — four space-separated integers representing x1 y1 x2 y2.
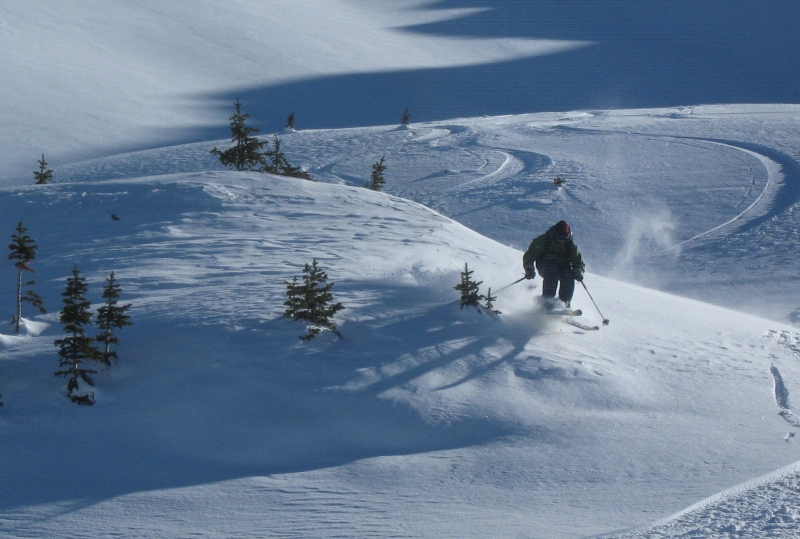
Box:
33 154 53 184
8 221 45 333
284 258 345 340
454 263 485 310
366 156 387 191
95 271 133 366
54 266 101 405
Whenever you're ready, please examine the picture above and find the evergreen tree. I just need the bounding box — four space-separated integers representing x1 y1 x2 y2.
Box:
286 112 295 129
454 263 485 310
8 221 46 333
54 266 100 405
264 135 286 174
33 154 53 184
95 271 133 366
401 109 411 125
283 258 345 341
283 276 305 320
366 156 387 191
265 135 311 179
484 287 500 314
210 98 268 171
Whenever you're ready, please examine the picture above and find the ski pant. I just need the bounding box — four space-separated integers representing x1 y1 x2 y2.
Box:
536 261 575 302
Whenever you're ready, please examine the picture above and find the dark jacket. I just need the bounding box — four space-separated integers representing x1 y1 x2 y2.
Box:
523 224 585 271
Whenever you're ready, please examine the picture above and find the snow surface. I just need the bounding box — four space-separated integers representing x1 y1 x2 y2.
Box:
0 0 588 182
2 2 800 539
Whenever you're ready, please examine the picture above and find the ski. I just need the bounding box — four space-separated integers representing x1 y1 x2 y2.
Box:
563 318 599 331
543 309 582 317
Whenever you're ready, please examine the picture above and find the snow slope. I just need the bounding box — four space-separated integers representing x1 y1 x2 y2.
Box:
1 166 800 538
49 105 800 323
0 0 588 182
2 1 800 537
5 1 799 184
600 459 800 538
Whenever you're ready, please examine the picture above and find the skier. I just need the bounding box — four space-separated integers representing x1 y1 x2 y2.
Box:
523 220 585 309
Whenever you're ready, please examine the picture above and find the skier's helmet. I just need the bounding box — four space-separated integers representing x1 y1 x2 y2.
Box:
553 220 571 241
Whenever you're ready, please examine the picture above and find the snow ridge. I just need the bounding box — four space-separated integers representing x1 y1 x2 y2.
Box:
598 461 800 539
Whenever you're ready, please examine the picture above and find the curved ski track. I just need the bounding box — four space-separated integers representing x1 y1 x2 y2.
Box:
554 125 787 251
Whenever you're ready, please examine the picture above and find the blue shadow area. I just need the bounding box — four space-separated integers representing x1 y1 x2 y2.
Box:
203 0 800 133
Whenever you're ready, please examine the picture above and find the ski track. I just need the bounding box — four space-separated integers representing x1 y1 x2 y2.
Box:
665 139 779 250
766 331 800 433
50 116 778 256
769 361 800 433
454 150 513 190
556 125 780 251
408 127 452 143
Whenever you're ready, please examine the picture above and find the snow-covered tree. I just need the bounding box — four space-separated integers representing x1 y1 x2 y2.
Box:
366 156 387 191
33 154 53 184
265 135 311 179
8 221 46 333
401 109 411 125
54 266 100 405
210 98 268 171
283 258 345 341
286 112 295 130
454 263 485 310
95 271 133 366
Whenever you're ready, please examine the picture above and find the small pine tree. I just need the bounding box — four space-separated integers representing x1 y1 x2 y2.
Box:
210 98 268 171
366 156 387 191
454 263 485 310
95 271 133 366
553 176 565 187
283 258 345 341
484 287 500 314
264 135 286 175
8 221 46 333
401 109 411 125
265 135 311 179
54 266 100 405
283 276 305 320
34 154 53 184
286 112 295 129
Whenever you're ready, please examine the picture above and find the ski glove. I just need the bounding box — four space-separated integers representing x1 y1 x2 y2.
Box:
524 266 536 280
573 267 584 282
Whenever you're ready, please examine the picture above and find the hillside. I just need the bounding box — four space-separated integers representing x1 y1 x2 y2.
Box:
2 1 800 537
3 1 799 183
1 167 799 538
49 106 800 323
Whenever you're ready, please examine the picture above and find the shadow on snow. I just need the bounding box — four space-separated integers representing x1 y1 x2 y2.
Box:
0 282 560 511
191 0 800 137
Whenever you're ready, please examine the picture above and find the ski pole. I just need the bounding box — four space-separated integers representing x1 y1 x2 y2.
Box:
580 280 610 325
494 276 527 294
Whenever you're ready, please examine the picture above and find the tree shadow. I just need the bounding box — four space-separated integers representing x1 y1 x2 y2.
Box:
0 283 552 512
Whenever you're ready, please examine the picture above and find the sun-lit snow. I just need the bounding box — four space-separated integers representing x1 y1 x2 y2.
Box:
0 0 589 182
1 2 800 539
